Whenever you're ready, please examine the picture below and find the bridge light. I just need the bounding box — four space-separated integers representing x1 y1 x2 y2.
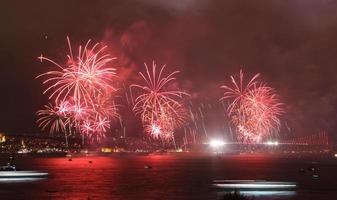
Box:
266 141 279 146
209 139 225 148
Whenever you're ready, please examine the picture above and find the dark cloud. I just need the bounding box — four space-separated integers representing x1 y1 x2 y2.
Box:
1 0 337 139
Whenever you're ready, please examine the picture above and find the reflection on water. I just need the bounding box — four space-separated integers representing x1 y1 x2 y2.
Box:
240 191 297 196
218 190 297 198
214 180 297 198
0 177 46 183
0 154 336 200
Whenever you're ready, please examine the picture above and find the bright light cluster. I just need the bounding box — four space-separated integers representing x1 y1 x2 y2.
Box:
209 139 225 148
265 141 279 146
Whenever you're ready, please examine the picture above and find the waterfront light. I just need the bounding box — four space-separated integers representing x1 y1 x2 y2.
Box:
266 141 279 146
209 139 225 148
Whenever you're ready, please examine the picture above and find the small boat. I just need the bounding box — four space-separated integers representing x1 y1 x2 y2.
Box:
213 180 297 191
0 164 16 171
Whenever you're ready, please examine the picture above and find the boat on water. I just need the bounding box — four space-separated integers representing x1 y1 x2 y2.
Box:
0 163 48 182
213 180 297 191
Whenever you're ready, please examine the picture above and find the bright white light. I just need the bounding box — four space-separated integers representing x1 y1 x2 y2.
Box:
209 139 225 148
334 153 337 158
0 171 48 177
266 141 279 146
151 124 161 135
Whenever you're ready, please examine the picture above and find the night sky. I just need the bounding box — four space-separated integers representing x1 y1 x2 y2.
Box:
1 0 337 140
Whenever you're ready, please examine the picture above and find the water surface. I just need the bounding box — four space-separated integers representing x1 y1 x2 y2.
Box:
0 154 336 199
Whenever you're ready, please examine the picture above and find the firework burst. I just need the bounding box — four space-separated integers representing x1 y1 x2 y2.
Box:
37 37 117 107
221 70 283 143
37 37 119 142
132 61 189 142
36 103 67 134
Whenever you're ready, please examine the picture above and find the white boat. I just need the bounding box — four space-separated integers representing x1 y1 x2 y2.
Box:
213 180 297 191
0 165 48 182
0 171 48 178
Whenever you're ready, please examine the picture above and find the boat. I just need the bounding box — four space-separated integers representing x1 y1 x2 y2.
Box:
0 164 16 171
0 163 48 182
213 180 297 191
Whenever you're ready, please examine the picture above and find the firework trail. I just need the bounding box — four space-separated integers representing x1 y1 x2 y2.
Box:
36 103 67 134
131 61 189 142
183 101 210 145
37 37 119 142
220 70 283 143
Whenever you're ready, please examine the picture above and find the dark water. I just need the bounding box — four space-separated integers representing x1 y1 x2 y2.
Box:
0 154 337 200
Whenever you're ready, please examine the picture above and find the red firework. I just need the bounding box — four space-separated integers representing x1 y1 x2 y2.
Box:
131 61 188 141
221 70 284 143
37 37 117 106
37 37 119 142
36 103 67 134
